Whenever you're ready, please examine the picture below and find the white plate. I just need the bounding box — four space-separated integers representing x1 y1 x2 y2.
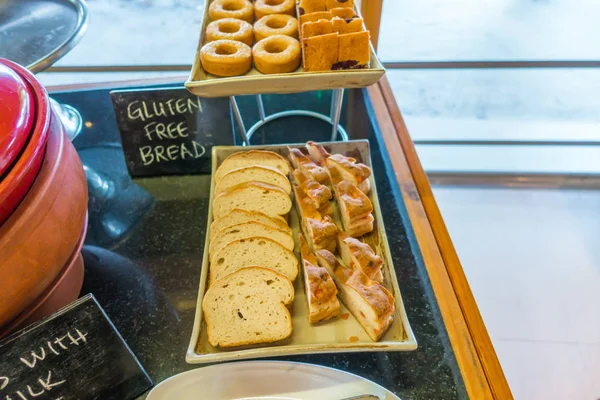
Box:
147 361 401 400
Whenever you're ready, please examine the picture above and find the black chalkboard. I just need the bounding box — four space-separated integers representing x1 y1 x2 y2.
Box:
110 87 233 177
0 295 152 400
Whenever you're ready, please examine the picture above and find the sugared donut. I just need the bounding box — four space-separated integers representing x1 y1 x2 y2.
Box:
252 35 301 74
201 40 252 77
254 15 298 41
254 0 295 20
206 18 253 46
209 0 254 23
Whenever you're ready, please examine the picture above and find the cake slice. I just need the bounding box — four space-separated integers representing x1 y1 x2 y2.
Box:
335 31 371 70
300 234 340 323
210 209 290 239
315 249 394 341
215 150 290 182
215 165 292 195
212 181 292 219
326 0 354 10
209 221 294 258
210 236 298 283
299 11 332 27
288 148 330 185
297 0 327 14
203 267 294 347
302 19 334 39
337 232 383 282
326 153 371 194
302 32 339 72
330 7 356 19
332 17 364 34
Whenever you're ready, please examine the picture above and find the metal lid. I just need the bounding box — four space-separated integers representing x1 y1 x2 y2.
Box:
0 63 34 177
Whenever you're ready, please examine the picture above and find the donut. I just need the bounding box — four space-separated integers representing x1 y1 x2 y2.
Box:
206 18 253 46
254 0 295 20
201 40 252 77
209 0 254 23
252 35 301 74
254 15 298 41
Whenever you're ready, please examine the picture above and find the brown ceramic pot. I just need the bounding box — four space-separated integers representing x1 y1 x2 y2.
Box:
0 111 88 327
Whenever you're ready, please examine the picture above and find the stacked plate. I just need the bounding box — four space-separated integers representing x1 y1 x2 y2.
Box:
0 58 88 337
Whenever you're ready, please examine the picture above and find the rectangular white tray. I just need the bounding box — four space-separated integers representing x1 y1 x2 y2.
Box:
185 2 385 97
186 140 417 364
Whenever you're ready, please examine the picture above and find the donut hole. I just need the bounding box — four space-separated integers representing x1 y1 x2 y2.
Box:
266 18 287 29
265 0 284 5
222 1 243 11
264 41 287 54
219 22 240 33
216 43 239 55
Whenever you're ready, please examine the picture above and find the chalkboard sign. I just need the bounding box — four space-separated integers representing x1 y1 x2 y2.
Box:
0 295 152 400
111 87 233 177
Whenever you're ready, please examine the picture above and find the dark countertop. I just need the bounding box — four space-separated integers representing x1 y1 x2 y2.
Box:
51 86 468 400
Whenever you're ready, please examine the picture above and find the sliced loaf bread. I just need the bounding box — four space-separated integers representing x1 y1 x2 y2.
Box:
202 267 294 347
210 209 290 239
209 221 294 258
215 165 292 195
215 150 290 182
337 232 383 283
210 236 299 283
212 181 292 219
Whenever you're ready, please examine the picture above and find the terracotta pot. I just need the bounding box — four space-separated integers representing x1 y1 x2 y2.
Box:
0 58 51 226
0 215 87 339
0 111 88 327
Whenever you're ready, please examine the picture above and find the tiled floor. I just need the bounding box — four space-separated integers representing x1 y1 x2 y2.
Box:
433 186 600 399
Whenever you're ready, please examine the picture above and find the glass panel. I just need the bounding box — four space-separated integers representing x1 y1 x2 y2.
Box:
378 0 600 62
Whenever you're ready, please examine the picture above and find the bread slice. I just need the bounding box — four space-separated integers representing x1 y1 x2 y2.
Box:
210 236 299 283
300 235 340 323
215 165 292 195
209 221 294 258
288 148 330 185
292 181 338 253
213 181 292 219
337 232 383 282
210 209 290 239
326 153 371 194
202 267 294 347
215 150 290 182
315 249 394 341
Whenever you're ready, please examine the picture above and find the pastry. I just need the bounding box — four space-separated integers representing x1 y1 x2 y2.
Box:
215 150 290 182
254 0 295 19
209 0 254 23
292 169 332 211
325 153 371 194
203 267 294 347
210 236 299 283
345 213 374 237
292 180 338 252
200 40 252 77
206 18 254 46
215 165 292 195
254 14 299 41
253 35 301 74
334 180 374 237
299 235 340 323
305 141 331 166
315 249 394 341
337 232 383 282
212 181 292 219
288 148 330 184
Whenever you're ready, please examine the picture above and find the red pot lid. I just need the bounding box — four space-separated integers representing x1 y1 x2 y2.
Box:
0 63 34 177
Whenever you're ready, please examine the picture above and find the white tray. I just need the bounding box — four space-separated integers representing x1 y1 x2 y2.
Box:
186 140 417 364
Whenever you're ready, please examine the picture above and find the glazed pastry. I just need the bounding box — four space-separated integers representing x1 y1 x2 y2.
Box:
200 40 252 77
337 232 383 283
330 7 356 19
299 234 340 323
302 32 338 72
301 19 334 39
336 31 370 70
209 0 254 23
331 17 364 35
253 35 301 74
254 0 295 20
206 18 254 46
288 148 330 185
316 249 394 341
325 153 371 194
326 0 354 10
254 14 299 41
297 0 326 14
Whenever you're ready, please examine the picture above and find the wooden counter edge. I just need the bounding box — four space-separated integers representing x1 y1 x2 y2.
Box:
371 76 513 400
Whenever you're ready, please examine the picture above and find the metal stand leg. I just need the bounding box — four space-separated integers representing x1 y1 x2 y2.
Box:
256 95 266 122
330 89 344 142
230 96 250 146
